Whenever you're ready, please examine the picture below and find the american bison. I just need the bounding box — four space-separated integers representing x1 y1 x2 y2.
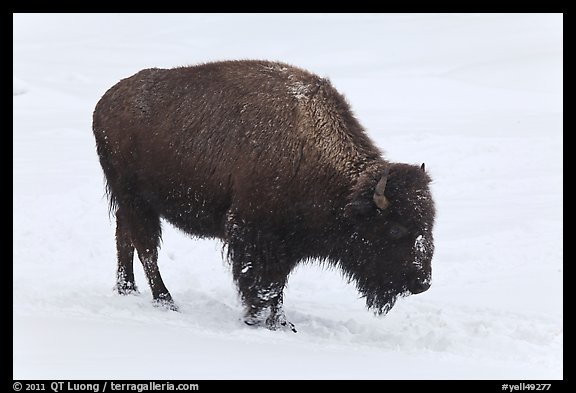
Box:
93 60 435 332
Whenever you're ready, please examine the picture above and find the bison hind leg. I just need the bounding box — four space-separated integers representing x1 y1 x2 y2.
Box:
115 278 139 296
115 208 139 295
116 203 178 312
152 293 179 312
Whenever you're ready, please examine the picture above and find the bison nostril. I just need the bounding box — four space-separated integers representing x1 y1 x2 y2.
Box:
408 277 431 294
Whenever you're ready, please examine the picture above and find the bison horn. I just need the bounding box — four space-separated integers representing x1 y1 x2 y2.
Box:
373 167 390 210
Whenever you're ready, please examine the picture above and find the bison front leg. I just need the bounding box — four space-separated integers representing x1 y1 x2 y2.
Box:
227 229 296 332
235 264 296 332
264 291 296 333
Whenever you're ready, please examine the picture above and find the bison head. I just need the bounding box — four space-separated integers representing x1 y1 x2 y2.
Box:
341 162 436 315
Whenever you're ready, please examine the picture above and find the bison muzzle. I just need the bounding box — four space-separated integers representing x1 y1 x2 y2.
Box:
93 60 436 332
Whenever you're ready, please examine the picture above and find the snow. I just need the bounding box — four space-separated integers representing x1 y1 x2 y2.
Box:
13 76 29 96
13 13 562 379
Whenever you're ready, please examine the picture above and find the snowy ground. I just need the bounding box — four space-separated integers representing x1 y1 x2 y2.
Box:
13 14 563 379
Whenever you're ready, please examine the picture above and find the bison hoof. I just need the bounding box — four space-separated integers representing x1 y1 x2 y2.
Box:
267 317 297 333
243 317 297 333
153 296 179 312
243 308 297 332
243 318 262 327
115 282 139 295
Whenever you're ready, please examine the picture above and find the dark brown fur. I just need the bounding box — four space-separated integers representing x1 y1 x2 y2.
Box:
93 60 436 331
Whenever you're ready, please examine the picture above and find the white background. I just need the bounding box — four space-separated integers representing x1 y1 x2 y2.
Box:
13 13 562 379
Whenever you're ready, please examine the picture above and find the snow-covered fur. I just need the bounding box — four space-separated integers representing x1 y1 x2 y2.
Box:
93 60 436 330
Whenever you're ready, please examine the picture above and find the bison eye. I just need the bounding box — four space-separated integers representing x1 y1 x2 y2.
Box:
388 225 408 239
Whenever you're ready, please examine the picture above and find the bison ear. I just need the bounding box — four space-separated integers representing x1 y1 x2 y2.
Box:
421 163 426 172
344 199 374 220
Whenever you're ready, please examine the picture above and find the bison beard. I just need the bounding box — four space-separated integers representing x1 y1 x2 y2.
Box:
93 60 436 332
338 236 415 316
